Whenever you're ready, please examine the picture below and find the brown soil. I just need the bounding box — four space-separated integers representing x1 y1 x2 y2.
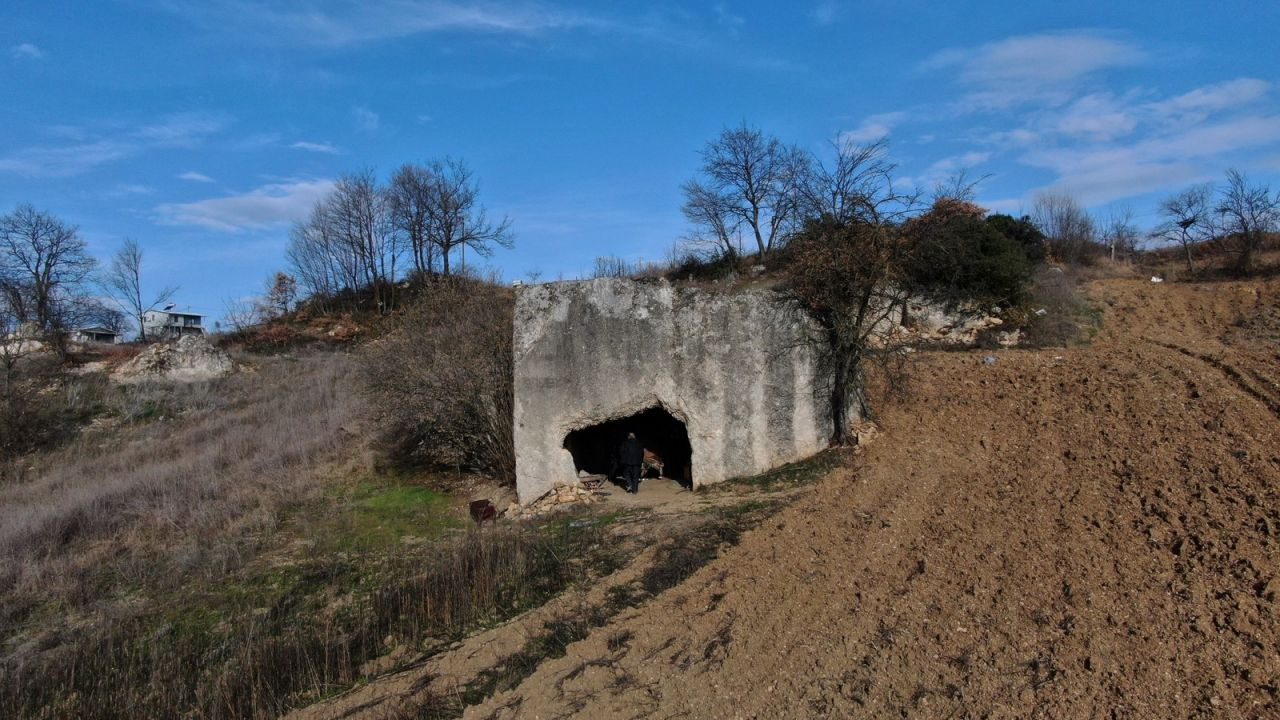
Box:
457 278 1280 719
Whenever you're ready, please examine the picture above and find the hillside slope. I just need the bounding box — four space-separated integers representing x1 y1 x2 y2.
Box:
469 278 1280 719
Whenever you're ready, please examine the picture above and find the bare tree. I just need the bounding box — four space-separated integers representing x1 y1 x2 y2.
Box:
287 170 402 312
1151 183 1213 275
1031 191 1097 265
788 142 922 443
688 122 806 257
386 163 439 276
328 170 400 310
679 179 741 258
422 158 513 276
102 238 176 342
288 201 362 306
0 205 97 355
797 137 898 224
1099 205 1140 262
1214 169 1279 275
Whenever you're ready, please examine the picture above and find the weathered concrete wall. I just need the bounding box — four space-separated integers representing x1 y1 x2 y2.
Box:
514 278 851 503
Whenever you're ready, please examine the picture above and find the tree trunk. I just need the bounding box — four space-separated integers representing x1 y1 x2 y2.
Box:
827 331 856 446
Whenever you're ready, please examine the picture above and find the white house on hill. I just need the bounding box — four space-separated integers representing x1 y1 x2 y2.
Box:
142 305 205 340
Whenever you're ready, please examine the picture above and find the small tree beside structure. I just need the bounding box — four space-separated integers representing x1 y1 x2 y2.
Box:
0 205 98 356
685 123 807 259
785 141 920 444
102 238 177 342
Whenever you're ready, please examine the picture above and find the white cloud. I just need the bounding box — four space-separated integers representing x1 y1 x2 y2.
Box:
291 140 342 154
1053 93 1139 140
352 106 379 132
1021 114 1280 205
178 171 215 183
132 111 231 146
109 184 156 197
924 31 1144 110
919 151 992 188
811 0 840 25
1157 78 1269 113
840 111 906 144
10 43 44 60
0 140 133 178
156 179 335 232
168 0 605 46
0 112 232 178
713 3 744 33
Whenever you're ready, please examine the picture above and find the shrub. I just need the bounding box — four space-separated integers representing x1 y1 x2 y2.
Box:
986 213 1048 265
668 247 740 281
904 200 1032 306
363 277 515 482
1018 267 1101 347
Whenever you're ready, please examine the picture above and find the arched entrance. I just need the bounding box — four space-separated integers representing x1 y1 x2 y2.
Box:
562 406 693 488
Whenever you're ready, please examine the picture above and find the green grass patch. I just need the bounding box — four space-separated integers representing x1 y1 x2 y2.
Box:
292 472 465 553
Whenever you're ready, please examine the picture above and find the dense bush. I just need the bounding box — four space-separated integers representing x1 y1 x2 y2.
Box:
986 213 1048 266
904 200 1032 306
668 247 741 281
363 276 515 482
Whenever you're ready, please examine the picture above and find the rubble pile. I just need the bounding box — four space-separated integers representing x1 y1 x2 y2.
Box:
113 335 234 384
504 482 603 519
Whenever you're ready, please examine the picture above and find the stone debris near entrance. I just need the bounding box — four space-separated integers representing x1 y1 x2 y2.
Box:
504 482 602 519
113 335 235 384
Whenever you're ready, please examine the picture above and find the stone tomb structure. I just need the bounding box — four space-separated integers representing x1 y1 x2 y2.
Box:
513 278 853 504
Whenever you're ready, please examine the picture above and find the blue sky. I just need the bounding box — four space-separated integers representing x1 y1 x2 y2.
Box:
3 1 1278 322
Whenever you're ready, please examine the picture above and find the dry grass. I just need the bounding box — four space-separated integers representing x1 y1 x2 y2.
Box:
0 522 615 719
0 351 361 644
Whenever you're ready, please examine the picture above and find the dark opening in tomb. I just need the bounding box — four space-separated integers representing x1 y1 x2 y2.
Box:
563 406 693 488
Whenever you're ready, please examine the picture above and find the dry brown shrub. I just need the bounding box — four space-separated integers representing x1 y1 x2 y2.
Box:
363 276 515 482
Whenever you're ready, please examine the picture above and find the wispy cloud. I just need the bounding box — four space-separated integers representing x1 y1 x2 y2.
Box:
165 0 606 46
352 106 379 133
0 112 231 178
0 140 133 178
840 112 906 144
924 31 1144 110
10 43 45 60
713 3 744 35
133 111 231 146
109 183 156 197
291 140 342 154
810 0 840 25
1023 113 1280 205
1147 77 1270 123
155 179 335 232
910 66 1279 210
178 170 215 183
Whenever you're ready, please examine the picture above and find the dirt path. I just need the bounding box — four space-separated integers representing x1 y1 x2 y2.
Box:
465 279 1280 719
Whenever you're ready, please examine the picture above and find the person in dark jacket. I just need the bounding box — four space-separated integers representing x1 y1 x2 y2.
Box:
619 432 644 494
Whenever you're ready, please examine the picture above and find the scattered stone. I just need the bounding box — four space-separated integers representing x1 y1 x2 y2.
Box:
505 482 602 519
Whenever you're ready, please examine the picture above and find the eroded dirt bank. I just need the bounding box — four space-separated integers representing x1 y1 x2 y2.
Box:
467 278 1280 719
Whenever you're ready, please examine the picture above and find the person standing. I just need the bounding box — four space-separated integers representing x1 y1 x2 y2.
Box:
619 432 644 494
